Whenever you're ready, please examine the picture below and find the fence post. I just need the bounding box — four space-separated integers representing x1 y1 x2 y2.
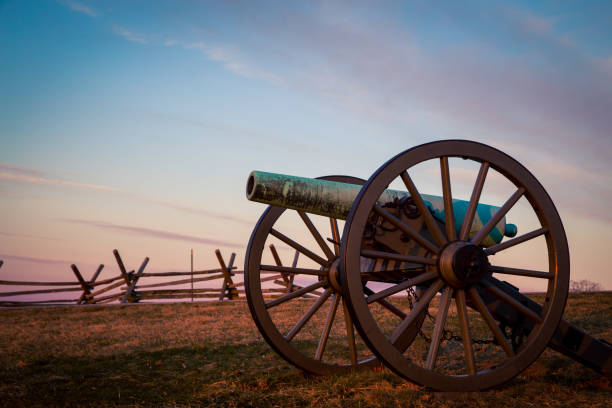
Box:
84 264 104 304
288 250 299 293
113 249 133 303
122 257 149 303
71 264 92 305
113 250 132 285
269 244 290 286
215 249 238 301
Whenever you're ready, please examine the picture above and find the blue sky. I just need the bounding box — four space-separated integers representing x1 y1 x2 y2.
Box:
1 1 611 289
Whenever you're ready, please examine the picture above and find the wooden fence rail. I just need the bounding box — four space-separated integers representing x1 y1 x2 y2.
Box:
0 246 305 307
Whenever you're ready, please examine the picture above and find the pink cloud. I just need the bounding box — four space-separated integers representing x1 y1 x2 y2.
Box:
0 164 46 177
0 254 72 266
0 171 114 191
0 164 114 191
0 163 251 225
64 219 243 248
0 232 60 241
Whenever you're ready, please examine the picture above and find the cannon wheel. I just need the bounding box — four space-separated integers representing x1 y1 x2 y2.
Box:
245 175 422 374
341 140 569 391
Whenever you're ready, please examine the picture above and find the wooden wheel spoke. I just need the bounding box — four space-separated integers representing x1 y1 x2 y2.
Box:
360 249 437 265
298 211 336 260
260 265 326 276
471 187 525 246
440 157 457 241
342 298 358 365
456 289 476 375
483 280 543 323
389 279 444 345
265 280 327 309
329 218 341 256
485 228 547 255
379 299 407 319
373 205 440 254
361 268 426 279
425 287 453 370
459 161 489 241
364 286 407 319
270 228 328 266
400 170 448 247
315 293 341 360
366 270 439 304
285 289 332 341
468 287 514 357
489 265 552 279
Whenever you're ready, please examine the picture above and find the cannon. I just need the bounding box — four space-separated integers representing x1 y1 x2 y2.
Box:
244 140 611 391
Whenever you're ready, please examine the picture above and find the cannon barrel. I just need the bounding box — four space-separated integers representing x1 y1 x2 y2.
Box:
246 170 517 247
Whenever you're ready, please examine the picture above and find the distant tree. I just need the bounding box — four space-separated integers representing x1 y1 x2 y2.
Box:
569 279 602 293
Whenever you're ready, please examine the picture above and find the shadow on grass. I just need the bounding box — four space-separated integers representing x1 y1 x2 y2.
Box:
1 341 309 406
3 341 610 408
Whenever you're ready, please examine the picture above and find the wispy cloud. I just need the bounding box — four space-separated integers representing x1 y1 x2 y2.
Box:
0 254 72 266
256 3 612 174
598 56 612 75
65 219 242 248
503 7 555 36
60 0 98 18
0 232 60 242
0 164 114 191
0 163 252 225
0 164 46 177
112 25 147 44
185 42 283 84
144 198 253 226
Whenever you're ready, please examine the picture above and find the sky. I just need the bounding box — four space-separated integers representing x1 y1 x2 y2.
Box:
1 0 611 292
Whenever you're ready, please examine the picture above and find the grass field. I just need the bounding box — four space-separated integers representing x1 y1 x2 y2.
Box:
1 292 611 407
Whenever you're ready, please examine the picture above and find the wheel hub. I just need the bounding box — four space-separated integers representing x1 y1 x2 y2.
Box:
439 241 490 288
327 258 342 292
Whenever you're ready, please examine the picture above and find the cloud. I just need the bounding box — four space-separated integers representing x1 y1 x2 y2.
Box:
0 254 72 266
60 0 98 17
0 164 45 177
0 232 60 241
598 56 612 75
112 25 147 44
255 3 612 172
0 171 113 191
185 2 610 227
0 164 114 191
65 219 243 248
0 163 252 225
503 7 554 36
144 198 253 226
185 42 283 84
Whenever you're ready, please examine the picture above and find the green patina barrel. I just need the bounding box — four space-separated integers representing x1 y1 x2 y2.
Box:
246 171 517 247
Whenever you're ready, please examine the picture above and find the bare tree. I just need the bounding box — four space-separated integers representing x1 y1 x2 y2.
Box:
569 279 602 293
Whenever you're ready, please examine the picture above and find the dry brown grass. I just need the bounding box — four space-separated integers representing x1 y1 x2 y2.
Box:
0 293 611 407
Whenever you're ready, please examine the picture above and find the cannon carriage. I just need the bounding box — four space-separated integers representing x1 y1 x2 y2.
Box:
243 140 611 391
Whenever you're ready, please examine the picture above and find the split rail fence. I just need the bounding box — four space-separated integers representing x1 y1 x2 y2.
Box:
0 245 301 307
